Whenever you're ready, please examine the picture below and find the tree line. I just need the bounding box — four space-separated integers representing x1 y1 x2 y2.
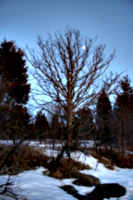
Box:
0 28 133 154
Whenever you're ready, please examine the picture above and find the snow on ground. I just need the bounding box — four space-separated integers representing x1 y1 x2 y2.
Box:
0 195 15 200
0 140 13 145
71 151 133 200
0 140 94 150
0 142 133 199
0 168 77 200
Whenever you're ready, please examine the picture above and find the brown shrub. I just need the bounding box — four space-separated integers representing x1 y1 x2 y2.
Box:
92 149 133 169
47 157 91 179
0 144 49 175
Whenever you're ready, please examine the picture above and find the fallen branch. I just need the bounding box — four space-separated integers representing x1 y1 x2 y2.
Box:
0 176 26 200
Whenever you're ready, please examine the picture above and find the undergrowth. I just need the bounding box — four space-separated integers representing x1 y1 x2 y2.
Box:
92 148 133 169
46 157 91 179
0 143 133 177
0 144 49 175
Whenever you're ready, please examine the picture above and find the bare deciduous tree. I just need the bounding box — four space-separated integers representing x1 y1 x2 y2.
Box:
28 28 119 149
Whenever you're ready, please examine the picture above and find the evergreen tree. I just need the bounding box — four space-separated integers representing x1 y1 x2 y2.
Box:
0 39 30 114
114 75 133 152
9 105 30 140
0 40 30 141
97 89 112 116
74 108 95 140
116 75 133 110
35 111 49 140
0 39 30 104
50 114 61 149
96 89 112 147
51 114 59 132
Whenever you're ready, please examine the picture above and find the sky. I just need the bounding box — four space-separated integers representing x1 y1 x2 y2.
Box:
0 0 133 91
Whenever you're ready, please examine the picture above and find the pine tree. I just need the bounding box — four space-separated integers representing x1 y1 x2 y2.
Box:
35 111 49 141
96 89 112 147
74 108 95 140
0 39 30 104
97 89 111 117
114 75 133 152
0 40 30 141
116 75 133 110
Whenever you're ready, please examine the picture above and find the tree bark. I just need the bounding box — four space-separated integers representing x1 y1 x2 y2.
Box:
67 100 73 148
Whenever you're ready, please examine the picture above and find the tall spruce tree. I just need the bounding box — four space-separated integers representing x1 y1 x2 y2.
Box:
73 108 95 141
0 40 30 141
50 114 60 149
114 75 133 152
116 75 133 110
35 111 49 141
0 40 30 104
96 89 112 148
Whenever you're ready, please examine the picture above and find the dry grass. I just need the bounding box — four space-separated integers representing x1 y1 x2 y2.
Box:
46 157 91 179
0 144 49 175
92 149 133 169
0 144 91 177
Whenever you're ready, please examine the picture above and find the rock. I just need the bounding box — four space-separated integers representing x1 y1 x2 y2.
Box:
60 185 87 200
71 170 100 186
43 170 50 176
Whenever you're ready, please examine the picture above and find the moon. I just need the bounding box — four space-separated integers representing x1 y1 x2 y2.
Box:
82 46 85 50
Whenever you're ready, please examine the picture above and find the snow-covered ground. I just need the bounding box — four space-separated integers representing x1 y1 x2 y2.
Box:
0 140 94 149
0 149 133 200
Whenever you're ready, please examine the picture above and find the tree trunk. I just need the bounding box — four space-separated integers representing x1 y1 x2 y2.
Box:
67 101 73 148
119 121 122 154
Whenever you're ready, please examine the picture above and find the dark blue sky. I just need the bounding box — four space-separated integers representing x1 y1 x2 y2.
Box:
1 0 133 84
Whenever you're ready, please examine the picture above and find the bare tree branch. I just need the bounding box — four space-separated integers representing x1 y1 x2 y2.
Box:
27 28 119 148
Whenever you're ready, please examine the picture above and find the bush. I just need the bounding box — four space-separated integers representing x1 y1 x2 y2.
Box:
92 149 133 168
0 144 49 175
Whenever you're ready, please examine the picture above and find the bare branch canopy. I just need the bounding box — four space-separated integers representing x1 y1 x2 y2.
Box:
27 28 118 147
